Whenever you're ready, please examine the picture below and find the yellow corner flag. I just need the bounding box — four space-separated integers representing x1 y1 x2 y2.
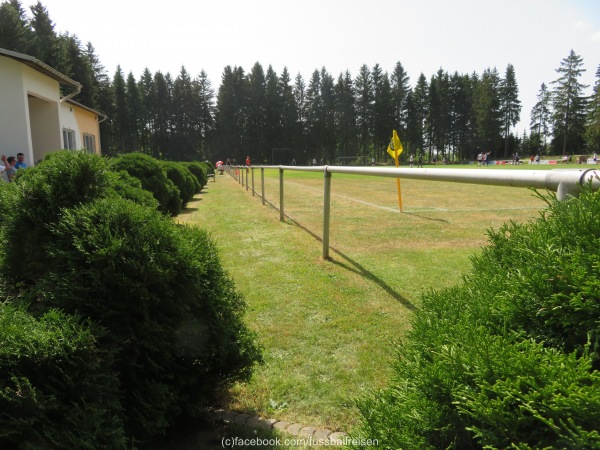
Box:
387 130 403 160
387 130 404 212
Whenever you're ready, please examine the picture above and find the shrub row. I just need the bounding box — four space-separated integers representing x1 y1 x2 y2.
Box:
109 153 212 216
0 151 261 448
350 184 600 449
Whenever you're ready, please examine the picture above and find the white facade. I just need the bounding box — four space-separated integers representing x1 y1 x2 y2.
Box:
0 48 104 167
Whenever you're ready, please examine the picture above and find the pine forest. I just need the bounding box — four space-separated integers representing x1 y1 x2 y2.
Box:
1 0 599 165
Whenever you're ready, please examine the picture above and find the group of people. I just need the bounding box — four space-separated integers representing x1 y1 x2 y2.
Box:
408 154 424 168
1 152 27 182
476 152 492 166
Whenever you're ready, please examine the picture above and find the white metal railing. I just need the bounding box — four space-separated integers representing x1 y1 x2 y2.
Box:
226 165 600 259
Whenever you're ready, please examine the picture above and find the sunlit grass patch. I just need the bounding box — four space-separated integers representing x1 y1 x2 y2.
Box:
178 166 549 431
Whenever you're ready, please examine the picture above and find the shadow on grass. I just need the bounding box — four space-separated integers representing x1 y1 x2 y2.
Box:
282 212 417 311
328 250 417 310
402 211 449 223
148 416 283 450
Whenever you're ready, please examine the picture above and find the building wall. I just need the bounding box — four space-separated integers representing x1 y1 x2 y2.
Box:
0 56 63 166
0 57 31 162
60 102 102 155
29 95 62 163
74 107 102 155
1 53 103 165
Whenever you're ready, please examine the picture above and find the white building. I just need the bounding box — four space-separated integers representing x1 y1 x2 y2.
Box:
0 48 105 168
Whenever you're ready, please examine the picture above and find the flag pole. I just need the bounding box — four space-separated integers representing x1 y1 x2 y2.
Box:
394 155 403 212
387 129 404 213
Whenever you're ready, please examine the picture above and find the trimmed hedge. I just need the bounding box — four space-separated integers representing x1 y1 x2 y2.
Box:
183 161 207 193
350 184 600 449
0 303 125 449
109 153 182 216
0 150 261 446
162 161 197 207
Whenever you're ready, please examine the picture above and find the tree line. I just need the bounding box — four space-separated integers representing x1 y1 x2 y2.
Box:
1 0 599 164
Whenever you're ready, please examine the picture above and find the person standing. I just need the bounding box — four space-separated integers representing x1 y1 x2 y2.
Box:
15 153 27 169
418 153 423 168
2 155 17 182
409 154 414 168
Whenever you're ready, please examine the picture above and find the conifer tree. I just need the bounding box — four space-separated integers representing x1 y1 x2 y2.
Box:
28 1 58 67
246 62 267 161
530 82 552 154
407 73 428 160
473 67 502 157
264 65 282 162
499 64 521 158
320 67 336 164
428 68 451 161
372 64 394 161
293 73 308 161
355 64 373 158
585 65 600 151
551 49 588 155
390 61 410 144
0 0 33 53
334 70 357 160
125 72 141 151
194 69 215 159
305 69 322 162
278 67 299 159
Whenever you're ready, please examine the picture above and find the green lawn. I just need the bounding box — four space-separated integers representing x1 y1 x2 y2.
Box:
178 165 563 433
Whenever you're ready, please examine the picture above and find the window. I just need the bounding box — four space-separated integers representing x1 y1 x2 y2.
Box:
63 129 76 150
83 134 96 154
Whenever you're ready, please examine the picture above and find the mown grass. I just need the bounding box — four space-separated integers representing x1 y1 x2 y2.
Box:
177 164 566 434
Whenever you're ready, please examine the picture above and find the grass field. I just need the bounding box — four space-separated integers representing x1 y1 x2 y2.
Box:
177 164 578 434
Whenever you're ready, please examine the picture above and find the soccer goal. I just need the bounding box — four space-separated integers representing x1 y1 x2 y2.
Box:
336 156 367 165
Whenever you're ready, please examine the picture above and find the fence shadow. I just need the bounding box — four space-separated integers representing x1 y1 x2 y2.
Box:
284 213 416 311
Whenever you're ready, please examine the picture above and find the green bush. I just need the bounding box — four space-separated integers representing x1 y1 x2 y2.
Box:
162 161 197 207
183 161 206 192
0 150 261 444
0 302 125 449
351 184 600 449
0 150 153 285
31 198 261 440
473 187 600 361
108 169 160 209
109 153 182 216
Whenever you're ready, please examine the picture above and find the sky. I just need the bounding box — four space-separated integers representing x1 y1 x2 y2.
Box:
27 0 600 133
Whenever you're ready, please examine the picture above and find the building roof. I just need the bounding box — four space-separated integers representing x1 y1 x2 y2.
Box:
0 47 82 91
65 98 107 122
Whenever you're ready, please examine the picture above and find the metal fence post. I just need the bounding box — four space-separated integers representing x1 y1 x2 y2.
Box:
322 168 332 260
279 167 284 222
261 167 265 205
251 167 255 196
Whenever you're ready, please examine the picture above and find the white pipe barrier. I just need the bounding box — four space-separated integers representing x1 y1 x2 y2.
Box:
230 165 600 259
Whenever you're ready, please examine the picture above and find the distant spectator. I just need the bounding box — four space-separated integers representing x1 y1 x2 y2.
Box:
15 152 27 169
1 155 17 182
